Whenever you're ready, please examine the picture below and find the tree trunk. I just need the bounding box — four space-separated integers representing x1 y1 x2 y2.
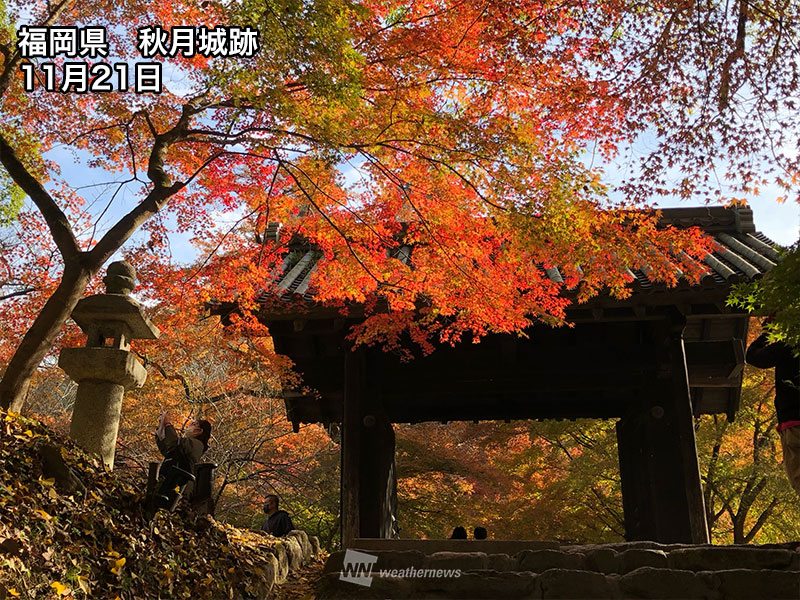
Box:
0 261 91 412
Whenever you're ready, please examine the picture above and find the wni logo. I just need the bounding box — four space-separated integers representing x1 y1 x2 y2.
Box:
339 549 378 587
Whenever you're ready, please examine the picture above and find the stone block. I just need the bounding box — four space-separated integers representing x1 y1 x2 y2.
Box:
608 541 693 553
283 535 304 569
703 568 800 600
316 572 413 599
286 529 313 562
517 549 584 572
619 549 669 573
59 347 147 388
71 293 160 340
535 568 615 599
427 551 488 571
325 550 426 575
412 570 537 599
68 379 125 468
309 535 321 556
618 567 712 599
252 553 277 594
270 542 289 583
583 548 620 574
668 547 796 571
487 552 515 571
376 550 428 571
324 551 346 574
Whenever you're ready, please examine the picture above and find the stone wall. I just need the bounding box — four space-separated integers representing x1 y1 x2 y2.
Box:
267 529 321 586
318 541 800 599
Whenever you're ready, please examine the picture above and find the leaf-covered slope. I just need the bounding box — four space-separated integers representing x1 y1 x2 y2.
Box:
0 409 294 599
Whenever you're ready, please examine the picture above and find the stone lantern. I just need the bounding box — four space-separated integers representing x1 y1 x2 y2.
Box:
59 261 160 468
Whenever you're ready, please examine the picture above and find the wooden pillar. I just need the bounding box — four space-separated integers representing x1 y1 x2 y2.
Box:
360 414 398 539
341 348 363 548
616 312 709 543
341 348 399 547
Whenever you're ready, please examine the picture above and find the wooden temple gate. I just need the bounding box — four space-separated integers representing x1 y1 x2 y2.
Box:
231 206 779 546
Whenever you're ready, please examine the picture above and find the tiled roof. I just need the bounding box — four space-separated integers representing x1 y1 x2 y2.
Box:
262 205 780 305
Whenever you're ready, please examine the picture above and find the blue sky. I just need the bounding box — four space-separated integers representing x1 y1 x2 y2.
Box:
43 141 799 274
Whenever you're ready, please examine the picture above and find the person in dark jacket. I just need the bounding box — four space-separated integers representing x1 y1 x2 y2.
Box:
746 322 800 499
449 526 467 539
261 494 295 537
154 411 212 511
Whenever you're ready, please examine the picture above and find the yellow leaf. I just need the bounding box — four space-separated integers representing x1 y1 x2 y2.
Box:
23 429 33 437
77 576 90 594
8 589 20 597
33 509 53 521
39 477 56 487
50 581 70 595
110 556 126 574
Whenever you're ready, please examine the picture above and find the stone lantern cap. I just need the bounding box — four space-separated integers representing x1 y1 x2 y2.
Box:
71 295 160 340
71 261 160 342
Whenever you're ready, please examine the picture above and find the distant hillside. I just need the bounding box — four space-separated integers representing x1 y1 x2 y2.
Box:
0 409 317 599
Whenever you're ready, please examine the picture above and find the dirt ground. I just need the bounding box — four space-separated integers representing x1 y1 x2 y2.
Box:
271 555 328 600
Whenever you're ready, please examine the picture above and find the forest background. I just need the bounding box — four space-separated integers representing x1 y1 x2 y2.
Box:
1 0 799 550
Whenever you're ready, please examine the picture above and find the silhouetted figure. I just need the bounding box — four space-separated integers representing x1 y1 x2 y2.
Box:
154 412 211 511
450 526 467 539
473 526 487 540
261 494 295 537
747 323 800 500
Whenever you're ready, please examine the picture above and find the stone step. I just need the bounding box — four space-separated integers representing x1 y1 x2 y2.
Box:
319 543 800 599
318 567 800 599
326 545 800 575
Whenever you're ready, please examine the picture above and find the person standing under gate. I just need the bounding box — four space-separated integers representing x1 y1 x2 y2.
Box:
746 318 800 499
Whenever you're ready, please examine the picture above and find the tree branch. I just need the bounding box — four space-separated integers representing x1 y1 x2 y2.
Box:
0 133 80 259
88 102 205 264
718 0 748 110
0 286 37 301
0 0 74 98
744 496 779 543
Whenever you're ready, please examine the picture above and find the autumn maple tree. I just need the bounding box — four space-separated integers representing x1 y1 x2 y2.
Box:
2 0 798 412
